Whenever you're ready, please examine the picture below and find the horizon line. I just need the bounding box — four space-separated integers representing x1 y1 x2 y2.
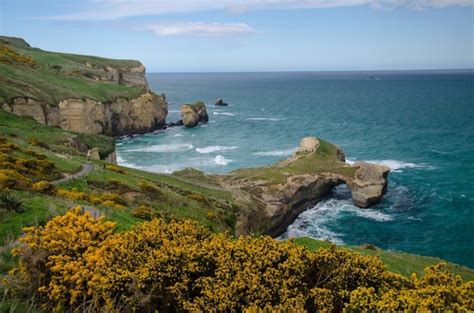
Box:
148 68 474 74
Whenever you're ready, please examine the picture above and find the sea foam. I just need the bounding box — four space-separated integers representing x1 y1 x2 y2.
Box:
196 146 238 154
254 148 296 156
214 155 232 165
126 143 194 153
346 159 434 172
213 112 235 116
246 117 282 121
283 185 393 243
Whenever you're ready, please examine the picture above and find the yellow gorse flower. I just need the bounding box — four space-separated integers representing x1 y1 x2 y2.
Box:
7 208 474 312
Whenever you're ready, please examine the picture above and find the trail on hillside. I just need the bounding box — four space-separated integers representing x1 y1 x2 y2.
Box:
52 163 94 185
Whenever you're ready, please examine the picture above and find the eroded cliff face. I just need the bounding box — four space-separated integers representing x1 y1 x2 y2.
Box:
217 137 390 236
0 37 168 137
3 92 167 136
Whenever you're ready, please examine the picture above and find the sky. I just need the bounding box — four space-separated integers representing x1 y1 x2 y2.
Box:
0 0 473 72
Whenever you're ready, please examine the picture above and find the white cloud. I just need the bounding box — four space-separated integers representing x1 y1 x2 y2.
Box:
147 22 256 37
44 0 473 21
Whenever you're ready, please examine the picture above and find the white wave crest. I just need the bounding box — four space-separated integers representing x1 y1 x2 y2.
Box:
196 146 238 154
254 148 296 156
126 143 194 153
368 160 434 172
284 186 393 243
214 155 232 165
346 159 433 172
213 112 235 116
246 117 282 121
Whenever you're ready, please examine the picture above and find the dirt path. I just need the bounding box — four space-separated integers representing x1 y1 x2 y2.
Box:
52 163 94 185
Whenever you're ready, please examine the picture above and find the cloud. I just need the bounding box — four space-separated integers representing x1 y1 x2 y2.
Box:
147 22 256 37
44 0 473 21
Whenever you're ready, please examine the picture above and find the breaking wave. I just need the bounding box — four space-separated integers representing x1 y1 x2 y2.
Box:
196 146 238 154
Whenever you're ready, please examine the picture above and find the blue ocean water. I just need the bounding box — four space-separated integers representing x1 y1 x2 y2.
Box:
117 71 474 268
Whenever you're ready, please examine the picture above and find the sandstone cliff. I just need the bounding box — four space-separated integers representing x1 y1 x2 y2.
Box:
216 137 389 236
0 36 168 136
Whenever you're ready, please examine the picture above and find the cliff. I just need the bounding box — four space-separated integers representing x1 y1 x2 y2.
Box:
0 36 167 136
217 137 389 236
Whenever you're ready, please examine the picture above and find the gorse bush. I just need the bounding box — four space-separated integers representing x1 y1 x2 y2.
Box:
7 208 474 312
0 138 61 192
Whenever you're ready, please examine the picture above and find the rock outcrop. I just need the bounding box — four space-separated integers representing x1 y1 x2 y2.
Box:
3 92 167 136
217 137 390 236
180 101 208 128
347 162 390 208
0 36 168 136
215 98 228 106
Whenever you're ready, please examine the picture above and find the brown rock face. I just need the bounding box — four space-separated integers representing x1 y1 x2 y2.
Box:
217 136 390 236
347 162 390 208
3 92 167 136
181 104 200 127
180 101 208 128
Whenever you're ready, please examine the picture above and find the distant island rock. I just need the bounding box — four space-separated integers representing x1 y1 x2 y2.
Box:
181 101 209 128
215 98 228 106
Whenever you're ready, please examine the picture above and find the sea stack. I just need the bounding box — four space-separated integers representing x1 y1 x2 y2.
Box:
181 101 209 127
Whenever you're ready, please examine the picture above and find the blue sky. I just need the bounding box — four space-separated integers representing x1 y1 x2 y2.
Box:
1 0 472 72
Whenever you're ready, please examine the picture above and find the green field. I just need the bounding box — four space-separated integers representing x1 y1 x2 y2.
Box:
0 36 144 104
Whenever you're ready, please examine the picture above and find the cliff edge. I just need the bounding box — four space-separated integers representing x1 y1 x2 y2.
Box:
0 36 167 136
217 137 390 236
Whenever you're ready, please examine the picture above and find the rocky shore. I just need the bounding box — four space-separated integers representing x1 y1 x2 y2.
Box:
215 137 390 236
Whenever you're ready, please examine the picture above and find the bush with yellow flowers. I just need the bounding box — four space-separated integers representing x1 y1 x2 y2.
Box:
104 164 124 174
7 208 474 312
57 188 127 209
131 205 153 220
0 138 61 192
32 181 57 195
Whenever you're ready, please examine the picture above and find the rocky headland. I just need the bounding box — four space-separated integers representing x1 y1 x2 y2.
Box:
0 36 168 136
215 137 389 236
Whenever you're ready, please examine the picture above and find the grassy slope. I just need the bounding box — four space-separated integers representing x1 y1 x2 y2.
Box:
0 112 472 284
293 237 474 281
0 36 143 104
0 110 236 245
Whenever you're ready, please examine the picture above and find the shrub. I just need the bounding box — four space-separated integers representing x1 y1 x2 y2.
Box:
32 181 56 195
105 164 124 174
138 181 164 199
29 138 49 149
8 209 474 312
132 205 153 220
187 193 207 203
0 193 24 213
11 207 115 306
0 169 31 191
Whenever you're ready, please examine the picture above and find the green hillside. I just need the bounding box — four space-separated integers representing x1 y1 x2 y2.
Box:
0 36 144 105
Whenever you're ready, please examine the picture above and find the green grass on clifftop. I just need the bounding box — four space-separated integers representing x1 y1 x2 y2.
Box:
293 237 474 281
231 139 356 185
0 36 143 104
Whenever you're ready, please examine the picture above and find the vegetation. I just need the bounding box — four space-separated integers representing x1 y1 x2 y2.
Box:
232 139 357 184
0 36 144 105
4 208 473 312
0 107 472 311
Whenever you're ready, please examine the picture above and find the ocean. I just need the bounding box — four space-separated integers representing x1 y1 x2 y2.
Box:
116 71 474 268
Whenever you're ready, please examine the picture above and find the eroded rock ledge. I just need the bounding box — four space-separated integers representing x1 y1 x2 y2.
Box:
3 92 167 137
215 137 389 236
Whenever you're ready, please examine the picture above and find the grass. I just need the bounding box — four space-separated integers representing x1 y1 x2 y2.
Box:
0 112 472 291
231 138 356 185
0 36 144 105
293 237 474 281
0 109 115 157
